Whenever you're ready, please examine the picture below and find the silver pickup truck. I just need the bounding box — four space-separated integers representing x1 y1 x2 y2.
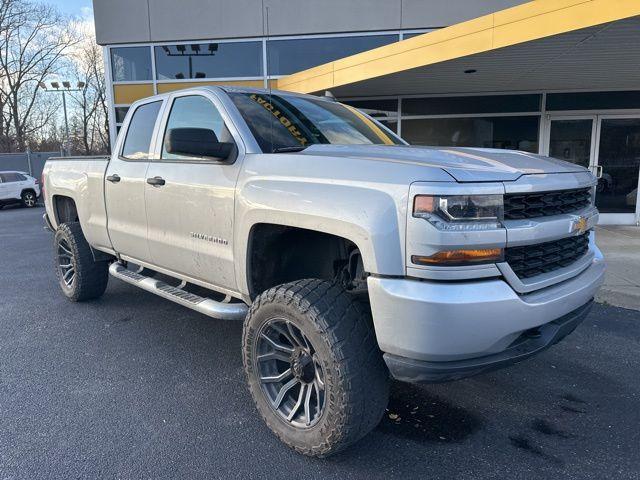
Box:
43 86 605 456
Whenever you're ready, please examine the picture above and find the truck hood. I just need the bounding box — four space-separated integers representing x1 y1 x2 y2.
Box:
299 145 586 182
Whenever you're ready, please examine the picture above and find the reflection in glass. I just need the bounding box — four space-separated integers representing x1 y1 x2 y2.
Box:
228 92 403 152
155 42 262 80
596 119 640 213
402 116 539 153
267 35 397 76
548 119 593 168
121 101 162 160
161 95 232 160
111 47 152 82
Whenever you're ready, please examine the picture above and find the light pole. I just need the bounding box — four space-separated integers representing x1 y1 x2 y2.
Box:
39 80 85 156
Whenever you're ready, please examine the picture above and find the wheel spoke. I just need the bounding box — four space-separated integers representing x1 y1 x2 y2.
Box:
273 378 299 409
270 323 297 348
58 243 72 256
286 321 308 349
260 332 294 354
260 368 292 383
257 351 291 363
303 380 314 426
58 262 73 269
313 357 325 389
63 268 75 281
312 380 322 414
287 383 307 421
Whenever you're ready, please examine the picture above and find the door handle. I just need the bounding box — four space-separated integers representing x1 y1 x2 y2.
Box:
106 174 121 183
146 176 166 186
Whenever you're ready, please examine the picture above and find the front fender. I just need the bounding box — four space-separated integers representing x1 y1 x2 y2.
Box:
234 178 409 296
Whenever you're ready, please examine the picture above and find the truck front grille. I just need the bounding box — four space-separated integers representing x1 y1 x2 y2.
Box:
505 233 590 279
504 187 592 220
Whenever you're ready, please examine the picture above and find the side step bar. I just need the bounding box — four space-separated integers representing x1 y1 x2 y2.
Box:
109 263 248 321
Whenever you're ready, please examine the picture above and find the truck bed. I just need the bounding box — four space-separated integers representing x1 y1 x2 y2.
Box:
43 155 112 253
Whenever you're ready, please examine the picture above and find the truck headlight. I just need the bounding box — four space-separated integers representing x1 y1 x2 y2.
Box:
413 194 503 230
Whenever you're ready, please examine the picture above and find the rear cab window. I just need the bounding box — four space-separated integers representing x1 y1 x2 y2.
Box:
121 101 163 160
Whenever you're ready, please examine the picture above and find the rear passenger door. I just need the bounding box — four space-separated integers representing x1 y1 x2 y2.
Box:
105 99 164 264
144 92 244 292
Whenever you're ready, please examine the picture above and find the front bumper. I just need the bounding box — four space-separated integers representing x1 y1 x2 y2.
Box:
367 249 605 382
384 300 592 382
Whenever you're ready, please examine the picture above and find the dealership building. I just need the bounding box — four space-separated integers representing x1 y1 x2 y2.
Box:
92 0 640 225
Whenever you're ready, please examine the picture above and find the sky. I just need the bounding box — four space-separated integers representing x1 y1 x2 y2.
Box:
45 0 93 17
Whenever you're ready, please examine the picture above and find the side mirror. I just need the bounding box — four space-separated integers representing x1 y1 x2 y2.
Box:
165 128 234 160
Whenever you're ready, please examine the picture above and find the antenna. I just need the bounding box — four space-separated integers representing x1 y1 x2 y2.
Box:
265 5 274 153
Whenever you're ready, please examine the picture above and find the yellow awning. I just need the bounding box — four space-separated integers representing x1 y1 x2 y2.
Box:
276 0 640 95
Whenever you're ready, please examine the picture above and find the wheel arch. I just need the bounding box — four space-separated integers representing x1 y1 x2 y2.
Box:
52 195 79 225
245 223 364 300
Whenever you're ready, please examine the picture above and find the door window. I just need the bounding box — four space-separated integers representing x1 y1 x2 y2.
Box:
121 101 162 160
0 173 21 182
161 95 232 160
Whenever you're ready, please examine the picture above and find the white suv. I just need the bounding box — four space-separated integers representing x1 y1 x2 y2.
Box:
0 171 41 209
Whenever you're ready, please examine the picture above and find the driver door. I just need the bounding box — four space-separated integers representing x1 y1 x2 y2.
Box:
144 91 244 292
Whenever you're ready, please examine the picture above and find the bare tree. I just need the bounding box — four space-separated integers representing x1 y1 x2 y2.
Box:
0 0 79 151
66 34 109 155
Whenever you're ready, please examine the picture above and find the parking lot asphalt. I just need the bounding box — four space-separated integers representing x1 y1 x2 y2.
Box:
1 206 639 479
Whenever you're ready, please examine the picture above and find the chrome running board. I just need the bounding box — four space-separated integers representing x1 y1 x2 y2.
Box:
109 262 248 321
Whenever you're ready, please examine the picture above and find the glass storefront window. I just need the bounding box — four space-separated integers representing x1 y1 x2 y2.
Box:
401 31 433 40
115 106 130 124
267 35 397 76
401 116 540 153
548 119 593 168
342 99 398 121
402 95 541 116
379 120 398 133
546 91 640 111
596 118 640 213
154 42 262 80
110 47 152 82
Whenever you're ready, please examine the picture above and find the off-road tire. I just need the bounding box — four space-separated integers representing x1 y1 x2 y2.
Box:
243 279 390 457
54 222 109 302
21 190 37 208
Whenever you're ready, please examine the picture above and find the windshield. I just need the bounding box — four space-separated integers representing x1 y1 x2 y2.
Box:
228 92 404 153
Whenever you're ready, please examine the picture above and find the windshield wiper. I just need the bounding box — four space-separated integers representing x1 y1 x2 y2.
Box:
271 146 308 153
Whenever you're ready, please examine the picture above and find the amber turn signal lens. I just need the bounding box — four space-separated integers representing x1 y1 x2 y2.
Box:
413 195 436 215
411 248 503 266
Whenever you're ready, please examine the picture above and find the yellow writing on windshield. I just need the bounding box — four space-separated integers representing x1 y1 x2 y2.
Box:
250 94 309 146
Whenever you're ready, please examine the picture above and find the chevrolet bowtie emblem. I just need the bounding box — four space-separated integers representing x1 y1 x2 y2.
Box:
571 216 589 235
